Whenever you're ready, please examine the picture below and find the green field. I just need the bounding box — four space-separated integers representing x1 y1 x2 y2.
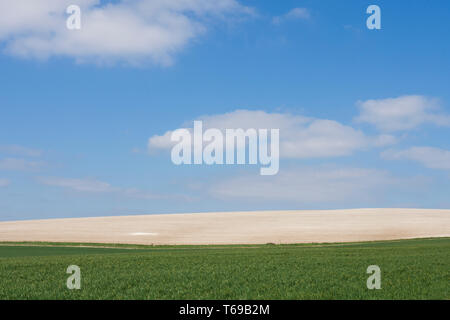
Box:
0 238 448 299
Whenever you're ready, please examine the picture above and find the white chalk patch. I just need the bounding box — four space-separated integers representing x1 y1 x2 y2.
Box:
129 232 158 236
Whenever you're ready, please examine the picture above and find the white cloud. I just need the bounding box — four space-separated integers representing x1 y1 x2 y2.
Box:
280 119 367 158
382 147 450 170
355 95 450 132
0 0 252 66
148 109 393 158
0 158 44 171
148 130 175 152
210 166 396 203
0 178 10 187
0 144 42 157
373 134 398 147
272 7 310 25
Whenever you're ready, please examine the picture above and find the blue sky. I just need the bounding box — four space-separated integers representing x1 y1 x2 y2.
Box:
1 0 450 220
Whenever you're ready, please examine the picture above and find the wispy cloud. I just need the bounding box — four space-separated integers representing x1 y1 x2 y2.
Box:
0 0 252 66
0 178 10 187
272 8 310 25
0 158 44 171
355 95 450 132
39 177 117 193
382 147 450 170
209 166 399 204
0 144 42 157
122 187 189 201
38 176 188 201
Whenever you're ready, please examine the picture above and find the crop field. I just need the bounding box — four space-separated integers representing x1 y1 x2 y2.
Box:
0 238 448 300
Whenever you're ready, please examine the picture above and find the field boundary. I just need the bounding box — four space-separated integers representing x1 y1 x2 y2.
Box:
0 237 448 251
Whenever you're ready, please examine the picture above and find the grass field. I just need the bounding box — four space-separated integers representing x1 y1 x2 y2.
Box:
0 238 448 299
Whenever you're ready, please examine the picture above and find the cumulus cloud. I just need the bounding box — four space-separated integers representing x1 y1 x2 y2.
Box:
148 130 175 152
0 0 252 65
272 7 310 25
279 119 367 158
148 109 394 158
0 144 42 157
209 166 396 203
355 95 450 132
0 178 10 187
0 158 44 171
382 147 450 170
